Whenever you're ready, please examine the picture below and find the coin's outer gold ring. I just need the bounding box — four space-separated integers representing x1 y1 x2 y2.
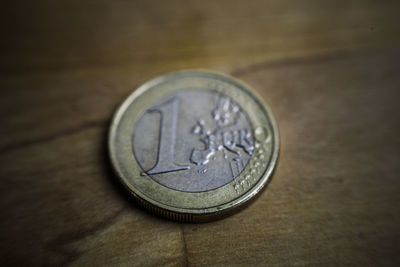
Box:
109 70 279 222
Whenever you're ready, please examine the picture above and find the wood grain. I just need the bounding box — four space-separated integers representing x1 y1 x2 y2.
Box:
1 0 399 266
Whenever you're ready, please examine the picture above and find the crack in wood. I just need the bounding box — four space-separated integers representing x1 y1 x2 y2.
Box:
0 119 107 155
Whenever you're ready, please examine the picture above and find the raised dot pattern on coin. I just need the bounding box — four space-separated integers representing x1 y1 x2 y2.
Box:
109 70 279 222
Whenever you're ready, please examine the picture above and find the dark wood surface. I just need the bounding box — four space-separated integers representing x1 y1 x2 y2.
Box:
1 1 400 266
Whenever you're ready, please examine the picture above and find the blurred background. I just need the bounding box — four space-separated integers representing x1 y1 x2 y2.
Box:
0 0 399 266
2 1 399 72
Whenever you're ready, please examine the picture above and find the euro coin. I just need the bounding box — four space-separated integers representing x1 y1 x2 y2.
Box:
109 70 279 222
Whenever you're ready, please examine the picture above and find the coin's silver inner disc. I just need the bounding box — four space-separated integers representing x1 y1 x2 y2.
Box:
132 89 255 192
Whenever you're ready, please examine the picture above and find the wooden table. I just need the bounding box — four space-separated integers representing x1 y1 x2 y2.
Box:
1 1 399 266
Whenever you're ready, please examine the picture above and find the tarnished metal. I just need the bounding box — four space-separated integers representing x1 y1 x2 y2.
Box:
109 70 279 222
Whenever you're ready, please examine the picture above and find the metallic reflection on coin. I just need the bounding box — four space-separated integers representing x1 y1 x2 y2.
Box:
109 70 279 222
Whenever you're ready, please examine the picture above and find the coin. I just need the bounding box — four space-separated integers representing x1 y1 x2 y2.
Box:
109 70 279 222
